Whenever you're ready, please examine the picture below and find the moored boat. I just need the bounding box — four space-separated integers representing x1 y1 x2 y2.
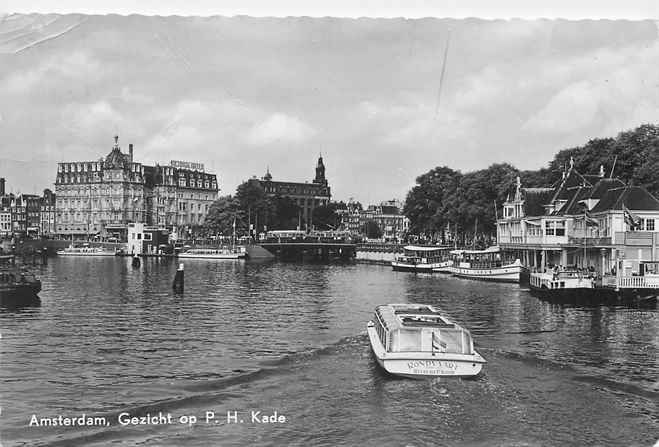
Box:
178 247 246 259
367 303 486 378
56 244 117 256
449 246 521 283
529 269 598 299
0 255 42 297
391 246 451 273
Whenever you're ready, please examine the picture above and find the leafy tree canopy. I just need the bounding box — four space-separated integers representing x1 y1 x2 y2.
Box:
404 123 659 239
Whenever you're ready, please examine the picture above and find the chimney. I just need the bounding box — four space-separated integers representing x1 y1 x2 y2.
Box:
0 177 5 196
129 144 134 162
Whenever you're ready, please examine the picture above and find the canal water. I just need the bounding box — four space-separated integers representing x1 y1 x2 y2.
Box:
1 258 657 446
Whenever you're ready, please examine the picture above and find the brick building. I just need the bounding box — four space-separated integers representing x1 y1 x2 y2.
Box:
251 156 331 228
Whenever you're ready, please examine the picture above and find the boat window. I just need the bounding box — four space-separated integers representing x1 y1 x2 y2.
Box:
393 329 422 352
434 329 473 355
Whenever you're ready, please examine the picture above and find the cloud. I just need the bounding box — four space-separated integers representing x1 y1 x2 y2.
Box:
246 113 316 146
2 51 100 94
522 39 659 135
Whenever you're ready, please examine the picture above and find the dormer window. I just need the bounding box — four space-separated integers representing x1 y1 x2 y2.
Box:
555 200 567 211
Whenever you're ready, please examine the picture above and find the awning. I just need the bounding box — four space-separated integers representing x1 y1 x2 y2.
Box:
523 220 542 226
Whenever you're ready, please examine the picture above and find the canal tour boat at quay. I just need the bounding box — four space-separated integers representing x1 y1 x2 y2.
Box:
391 246 452 273
447 246 522 283
529 269 598 299
0 255 41 297
530 263 659 304
367 304 486 378
178 247 246 259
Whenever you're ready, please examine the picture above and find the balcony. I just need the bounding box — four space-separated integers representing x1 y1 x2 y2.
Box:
567 236 612 246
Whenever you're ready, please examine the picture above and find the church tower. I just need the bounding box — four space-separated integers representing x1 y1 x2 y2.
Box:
313 155 327 185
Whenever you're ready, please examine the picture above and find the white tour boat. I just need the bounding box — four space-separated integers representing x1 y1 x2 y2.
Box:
449 246 522 283
529 269 598 299
367 303 486 378
391 246 452 273
178 247 246 259
56 244 118 256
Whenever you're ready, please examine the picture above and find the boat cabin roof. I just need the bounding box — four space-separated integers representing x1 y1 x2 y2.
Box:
375 304 460 331
451 246 500 255
404 245 450 252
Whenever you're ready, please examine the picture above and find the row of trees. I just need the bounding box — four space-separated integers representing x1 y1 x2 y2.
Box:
404 124 659 241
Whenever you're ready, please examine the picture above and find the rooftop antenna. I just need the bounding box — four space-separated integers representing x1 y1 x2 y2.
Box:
609 155 618 178
435 29 451 117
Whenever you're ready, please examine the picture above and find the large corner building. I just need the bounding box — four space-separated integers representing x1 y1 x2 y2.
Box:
251 156 331 228
55 136 218 239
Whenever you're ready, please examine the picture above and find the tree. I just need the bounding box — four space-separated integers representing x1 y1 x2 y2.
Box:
402 124 659 244
269 195 300 230
361 219 382 239
203 195 246 236
403 166 462 236
312 202 342 230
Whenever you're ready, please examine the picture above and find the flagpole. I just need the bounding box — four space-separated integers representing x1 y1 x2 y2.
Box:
584 208 587 270
232 216 236 250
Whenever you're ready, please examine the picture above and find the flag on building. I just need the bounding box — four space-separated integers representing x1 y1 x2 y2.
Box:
584 210 599 227
432 332 447 354
623 204 641 230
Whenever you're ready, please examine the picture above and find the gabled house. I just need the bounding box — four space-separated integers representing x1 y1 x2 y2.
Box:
497 158 659 276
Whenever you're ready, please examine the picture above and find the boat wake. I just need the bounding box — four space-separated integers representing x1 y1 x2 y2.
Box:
489 347 659 403
31 334 370 447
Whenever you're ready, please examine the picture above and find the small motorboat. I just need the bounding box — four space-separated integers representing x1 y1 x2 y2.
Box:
0 255 42 297
367 303 486 378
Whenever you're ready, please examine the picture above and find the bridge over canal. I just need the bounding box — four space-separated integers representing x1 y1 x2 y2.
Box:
256 238 356 261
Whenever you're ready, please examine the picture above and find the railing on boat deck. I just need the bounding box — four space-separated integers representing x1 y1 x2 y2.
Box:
602 275 659 289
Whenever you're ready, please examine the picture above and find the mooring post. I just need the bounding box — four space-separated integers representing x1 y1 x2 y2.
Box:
173 262 184 292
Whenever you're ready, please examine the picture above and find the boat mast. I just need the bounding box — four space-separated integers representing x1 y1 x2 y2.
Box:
493 199 498 245
473 217 478 249
584 208 587 270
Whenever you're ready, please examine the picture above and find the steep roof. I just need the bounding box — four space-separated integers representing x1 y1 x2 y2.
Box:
589 178 626 199
551 167 593 202
554 186 592 215
591 186 659 212
521 188 554 216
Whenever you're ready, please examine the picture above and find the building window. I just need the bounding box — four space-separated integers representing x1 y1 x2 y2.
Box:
555 221 565 236
645 219 655 231
545 221 554 236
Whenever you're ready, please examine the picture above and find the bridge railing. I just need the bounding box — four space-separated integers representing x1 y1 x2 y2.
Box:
356 243 406 253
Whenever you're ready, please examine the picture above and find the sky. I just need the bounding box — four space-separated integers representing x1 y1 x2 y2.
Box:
0 3 658 204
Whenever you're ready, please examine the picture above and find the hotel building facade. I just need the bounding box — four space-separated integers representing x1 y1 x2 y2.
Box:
54 136 218 239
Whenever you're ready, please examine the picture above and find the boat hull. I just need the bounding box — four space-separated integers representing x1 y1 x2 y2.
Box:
367 325 484 378
56 251 116 256
392 260 451 273
450 264 521 283
0 280 41 296
177 253 245 259
529 282 658 305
